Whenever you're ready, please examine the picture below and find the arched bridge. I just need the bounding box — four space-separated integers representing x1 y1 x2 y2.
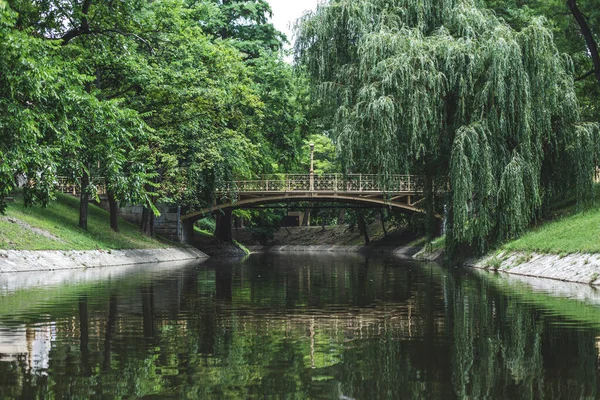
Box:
184 174 428 219
181 174 436 243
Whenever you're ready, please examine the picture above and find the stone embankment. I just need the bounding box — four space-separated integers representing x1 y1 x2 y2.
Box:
471 251 600 286
412 244 600 286
248 244 421 258
0 247 208 273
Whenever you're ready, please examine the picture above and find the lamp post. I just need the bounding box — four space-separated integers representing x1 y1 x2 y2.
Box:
309 142 315 191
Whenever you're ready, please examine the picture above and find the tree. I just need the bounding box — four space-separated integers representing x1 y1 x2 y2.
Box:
1 0 306 240
484 0 600 120
566 0 600 86
202 0 286 57
5 0 155 231
295 0 599 259
0 0 83 214
247 54 305 171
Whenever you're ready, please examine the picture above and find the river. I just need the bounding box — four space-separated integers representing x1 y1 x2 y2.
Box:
0 253 599 399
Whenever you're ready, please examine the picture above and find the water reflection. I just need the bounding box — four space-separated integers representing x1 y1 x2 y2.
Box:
0 254 599 398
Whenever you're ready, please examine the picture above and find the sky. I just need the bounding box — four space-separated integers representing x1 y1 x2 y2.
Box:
267 0 320 46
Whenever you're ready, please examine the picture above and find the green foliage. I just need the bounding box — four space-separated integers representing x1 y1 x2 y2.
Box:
484 0 599 120
0 0 70 213
299 134 339 174
196 217 216 233
246 210 282 245
202 0 286 57
296 0 600 257
247 52 306 171
0 0 306 233
484 255 503 270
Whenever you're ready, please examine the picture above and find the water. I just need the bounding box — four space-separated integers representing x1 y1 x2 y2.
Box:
1 253 600 399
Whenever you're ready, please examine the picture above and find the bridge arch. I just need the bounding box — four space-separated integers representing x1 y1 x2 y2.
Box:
179 174 442 243
181 193 427 222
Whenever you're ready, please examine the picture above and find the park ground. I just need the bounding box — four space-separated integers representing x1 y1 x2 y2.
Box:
4 190 600 260
0 193 170 251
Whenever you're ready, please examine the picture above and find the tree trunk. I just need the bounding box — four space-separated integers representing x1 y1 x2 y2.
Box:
107 189 119 232
337 209 345 225
380 208 388 237
141 206 154 237
302 207 311 226
357 211 370 246
424 175 437 240
141 183 155 237
78 169 90 230
567 0 600 86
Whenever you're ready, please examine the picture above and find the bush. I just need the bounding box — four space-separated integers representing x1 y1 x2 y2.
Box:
196 217 216 233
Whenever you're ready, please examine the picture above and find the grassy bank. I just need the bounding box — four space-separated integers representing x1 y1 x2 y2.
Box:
501 206 600 254
0 193 170 251
417 203 600 261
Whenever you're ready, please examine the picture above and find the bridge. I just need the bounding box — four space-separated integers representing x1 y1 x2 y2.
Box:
181 174 432 243
55 173 438 244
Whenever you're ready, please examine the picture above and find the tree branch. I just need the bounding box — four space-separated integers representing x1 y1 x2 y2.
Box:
99 29 154 54
567 0 600 87
61 25 154 54
575 69 595 81
61 0 91 45
103 84 142 100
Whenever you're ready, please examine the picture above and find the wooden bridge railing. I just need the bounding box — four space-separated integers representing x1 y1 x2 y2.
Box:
217 174 426 194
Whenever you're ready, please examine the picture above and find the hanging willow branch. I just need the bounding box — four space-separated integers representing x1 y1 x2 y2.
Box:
295 0 600 257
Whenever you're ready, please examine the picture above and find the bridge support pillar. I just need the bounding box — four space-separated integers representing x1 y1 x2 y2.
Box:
215 208 233 243
180 219 195 244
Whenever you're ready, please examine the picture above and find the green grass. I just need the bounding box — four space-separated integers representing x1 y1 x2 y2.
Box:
194 226 214 238
0 193 171 251
502 206 600 254
429 235 445 250
233 240 250 255
410 235 444 251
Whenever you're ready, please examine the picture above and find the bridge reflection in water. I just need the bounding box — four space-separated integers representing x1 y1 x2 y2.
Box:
1 255 599 399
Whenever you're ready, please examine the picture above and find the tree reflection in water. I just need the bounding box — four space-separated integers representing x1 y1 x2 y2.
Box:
0 254 599 399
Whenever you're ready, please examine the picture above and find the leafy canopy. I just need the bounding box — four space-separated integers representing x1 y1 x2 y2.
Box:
295 0 599 256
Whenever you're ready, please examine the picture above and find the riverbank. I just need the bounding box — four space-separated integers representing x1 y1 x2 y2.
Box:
234 223 425 257
0 247 208 273
1 193 172 251
234 223 418 247
247 244 421 258
417 242 600 286
463 203 600 285
470 252 600 285
0 193 213 272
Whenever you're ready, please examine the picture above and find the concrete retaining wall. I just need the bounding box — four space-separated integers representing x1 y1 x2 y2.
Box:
247 244 421 258
0 247 208 273
471 251 600 285
97 200 182 242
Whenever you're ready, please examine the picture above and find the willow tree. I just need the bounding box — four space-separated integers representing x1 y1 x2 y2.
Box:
295 0 600 258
